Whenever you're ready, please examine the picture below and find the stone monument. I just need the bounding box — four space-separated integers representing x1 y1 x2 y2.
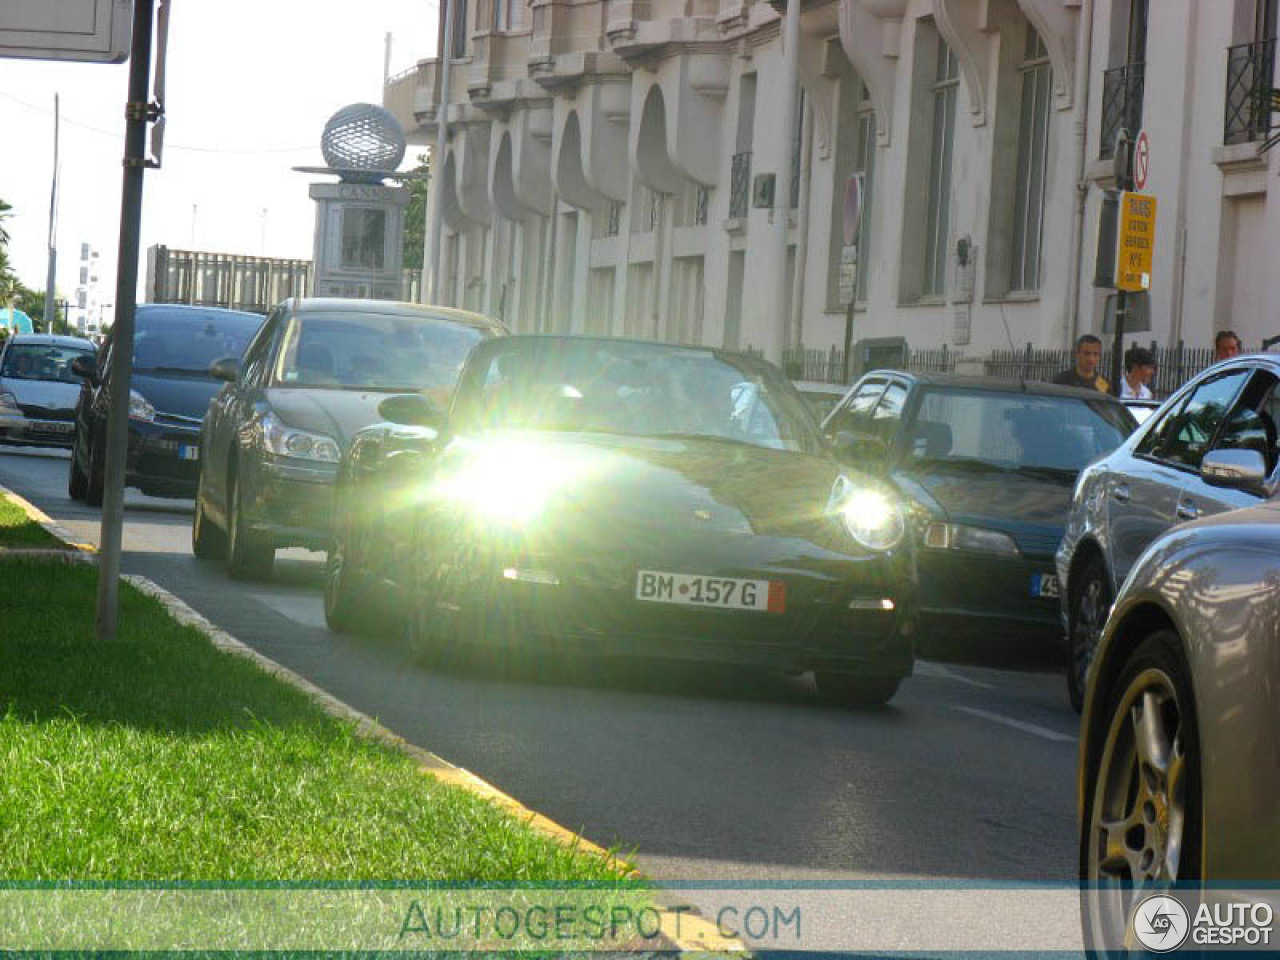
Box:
295 103 415 301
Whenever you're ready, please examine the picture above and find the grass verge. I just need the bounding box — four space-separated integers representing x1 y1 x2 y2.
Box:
0 493 65 549
0 558 635 884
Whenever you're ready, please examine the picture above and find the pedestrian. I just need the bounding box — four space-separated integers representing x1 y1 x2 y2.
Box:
1215 330 1243 361
1052 334 1110 393
1120 346 1156 400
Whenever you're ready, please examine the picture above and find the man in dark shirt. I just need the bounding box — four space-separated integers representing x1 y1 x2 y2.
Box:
1052 334 1109 393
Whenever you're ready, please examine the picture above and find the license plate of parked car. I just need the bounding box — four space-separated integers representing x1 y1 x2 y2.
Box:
34 421 72 434
178 445 200 461
636 570 785 613
1031 573 1060 598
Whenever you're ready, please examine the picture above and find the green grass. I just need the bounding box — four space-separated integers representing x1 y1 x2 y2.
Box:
0 494 65 549
0 559 635 884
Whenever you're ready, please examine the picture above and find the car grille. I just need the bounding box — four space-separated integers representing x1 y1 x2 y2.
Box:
15 403 74 422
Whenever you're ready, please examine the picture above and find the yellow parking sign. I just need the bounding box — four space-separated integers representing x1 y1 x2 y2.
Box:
1116 191 1157 292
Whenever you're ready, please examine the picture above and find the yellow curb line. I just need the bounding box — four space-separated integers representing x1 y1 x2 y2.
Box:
0 484 97 553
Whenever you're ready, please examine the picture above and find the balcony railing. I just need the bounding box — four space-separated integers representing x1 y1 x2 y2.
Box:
1100 62 1145 160
1225 39 1276 145
729 151 752 219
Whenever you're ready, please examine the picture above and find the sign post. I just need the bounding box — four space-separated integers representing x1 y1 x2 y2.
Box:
1104 129 1157 397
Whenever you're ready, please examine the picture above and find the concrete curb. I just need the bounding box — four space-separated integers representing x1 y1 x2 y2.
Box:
0 484 745 956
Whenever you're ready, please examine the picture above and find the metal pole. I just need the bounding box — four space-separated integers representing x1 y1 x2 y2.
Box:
426 0 456 305
96 0 158 641
1110 135 1133 398
771 0 801 365
44 93 60 333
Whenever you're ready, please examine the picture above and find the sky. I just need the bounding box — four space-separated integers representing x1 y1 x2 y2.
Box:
1 0 438 312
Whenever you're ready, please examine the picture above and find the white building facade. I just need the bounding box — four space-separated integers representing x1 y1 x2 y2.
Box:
383 0 1280 370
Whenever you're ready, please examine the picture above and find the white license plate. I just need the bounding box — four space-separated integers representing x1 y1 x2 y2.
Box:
178 445 200 461
1032 573 1060 598
635 570 785 613
33 421 72 434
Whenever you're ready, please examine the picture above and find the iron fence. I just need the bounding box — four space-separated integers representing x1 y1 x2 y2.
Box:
1225 39 1275 145
1100 63 1145 159
779 344 957 384
984 341 1216 400
730 152 752 219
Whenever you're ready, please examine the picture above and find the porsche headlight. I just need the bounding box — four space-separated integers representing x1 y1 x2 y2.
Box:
830 480 905 552
128 390 155 423
433 437 593 526
924 523 1020 557
262 412 340 463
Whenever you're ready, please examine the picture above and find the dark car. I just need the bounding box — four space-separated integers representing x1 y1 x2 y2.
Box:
1058 353 1280 710
0 334 97 448
820 372 1135 658
68 304 264 505
193 298 505 580
324 335 917 705
1078 502 1280 953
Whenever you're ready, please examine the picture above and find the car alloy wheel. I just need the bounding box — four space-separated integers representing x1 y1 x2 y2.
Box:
1068 560 1111 713
226 473 273 580
323 539 362 634
1082 631 1201 954
67 447 88 501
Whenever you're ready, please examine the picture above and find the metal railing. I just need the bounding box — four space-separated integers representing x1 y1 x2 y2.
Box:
729 151 752 219
984 341 1216 399
1225 39 1276 145
779 344 957 384
1100 63 1145 159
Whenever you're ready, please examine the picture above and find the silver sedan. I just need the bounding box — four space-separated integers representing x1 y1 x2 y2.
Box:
1077 500 1280 949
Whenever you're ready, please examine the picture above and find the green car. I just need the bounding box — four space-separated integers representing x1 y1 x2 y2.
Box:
325 336 917 706
820 372 1135 656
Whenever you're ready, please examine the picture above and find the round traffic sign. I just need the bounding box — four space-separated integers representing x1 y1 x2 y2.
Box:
842 174 863 247
1133 130 1150 191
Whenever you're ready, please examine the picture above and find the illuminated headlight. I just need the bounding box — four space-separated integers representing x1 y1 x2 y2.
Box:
924 523 1020 557
0 392 19 411
434 437 592 525
834 486 906 552
262 412 340 463
128 390 155 423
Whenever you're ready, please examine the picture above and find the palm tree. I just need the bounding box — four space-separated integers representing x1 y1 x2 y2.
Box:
0 198 12 247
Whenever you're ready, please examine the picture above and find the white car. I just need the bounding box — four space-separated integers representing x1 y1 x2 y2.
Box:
0 333 97 448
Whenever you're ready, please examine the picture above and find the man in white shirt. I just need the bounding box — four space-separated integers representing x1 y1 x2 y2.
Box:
1120 346 1155 400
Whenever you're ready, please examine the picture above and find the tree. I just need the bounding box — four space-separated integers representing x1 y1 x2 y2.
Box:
402 153 430 272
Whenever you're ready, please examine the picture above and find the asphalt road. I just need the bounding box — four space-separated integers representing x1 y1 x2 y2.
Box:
0 444 1081 886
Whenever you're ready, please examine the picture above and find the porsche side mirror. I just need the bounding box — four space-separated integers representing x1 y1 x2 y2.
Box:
1201 448 1268 489
378 393 444 428
70 355 100 386
209 357 241 382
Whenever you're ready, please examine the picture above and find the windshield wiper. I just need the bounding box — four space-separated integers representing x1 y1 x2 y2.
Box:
139 365 210 376
1014 465 1079 484
909 456 1012 474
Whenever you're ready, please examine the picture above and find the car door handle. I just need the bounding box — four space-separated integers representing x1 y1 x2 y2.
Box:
1112 483 1131 503
1175 499 1200 521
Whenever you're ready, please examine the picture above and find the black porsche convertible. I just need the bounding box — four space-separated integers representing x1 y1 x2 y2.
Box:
324 336 917 705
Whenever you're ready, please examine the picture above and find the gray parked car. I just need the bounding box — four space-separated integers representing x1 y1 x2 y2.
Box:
0 334 96 448
1077 501 1280 950
1057 354 1280 710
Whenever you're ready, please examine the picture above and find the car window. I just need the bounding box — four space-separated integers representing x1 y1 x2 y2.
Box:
1211 370 1280 474
239 311 279 386
133 309 263 374
870 382 908 443
0 343 95 384
1151 370 1252 469
825 378 885 436
273 311 489 399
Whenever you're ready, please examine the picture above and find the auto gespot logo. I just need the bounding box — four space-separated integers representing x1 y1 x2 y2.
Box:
1132 895 1276 952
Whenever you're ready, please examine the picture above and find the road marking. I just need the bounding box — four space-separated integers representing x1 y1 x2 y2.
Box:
954 706 1076 743
916 661 993 689
248 593 328 631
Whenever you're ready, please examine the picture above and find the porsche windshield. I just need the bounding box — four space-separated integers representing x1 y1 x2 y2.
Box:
0 343 94 384
452 339 822 453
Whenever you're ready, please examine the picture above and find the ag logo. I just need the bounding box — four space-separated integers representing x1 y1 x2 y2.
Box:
1133 895 1190 952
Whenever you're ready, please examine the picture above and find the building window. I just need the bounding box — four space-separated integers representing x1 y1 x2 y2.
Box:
340 208 387 270
451 0 469 57
854 91 876 303
1100 0 1148 158
924 37 959 298
1010 26 1051 293
695 187 710 226
1225 0 1277 144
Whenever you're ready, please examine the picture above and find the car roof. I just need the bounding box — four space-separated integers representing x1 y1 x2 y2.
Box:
860 369 1127 401
4 333 95 348
136 303 262 320
286 297 507 334
792 380 849 394
468 333 783 371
